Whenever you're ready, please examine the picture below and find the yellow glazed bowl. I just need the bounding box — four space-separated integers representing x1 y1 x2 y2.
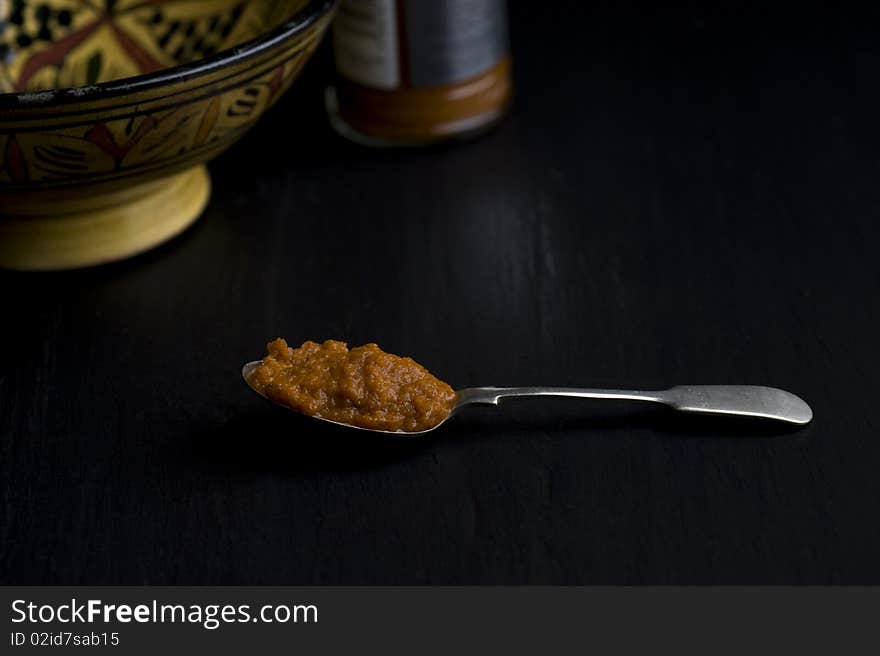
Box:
0 0 336 270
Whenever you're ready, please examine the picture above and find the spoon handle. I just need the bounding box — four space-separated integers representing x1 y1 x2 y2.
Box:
456 385 813 425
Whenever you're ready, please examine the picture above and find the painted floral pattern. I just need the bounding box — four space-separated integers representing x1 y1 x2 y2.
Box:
0 0 308 92
0 49 313 186
0 0 331 190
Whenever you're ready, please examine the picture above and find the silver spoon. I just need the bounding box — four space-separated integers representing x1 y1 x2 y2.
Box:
242 362 813 435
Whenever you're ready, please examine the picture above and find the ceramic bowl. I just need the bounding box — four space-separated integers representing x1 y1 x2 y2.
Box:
0 0 336 270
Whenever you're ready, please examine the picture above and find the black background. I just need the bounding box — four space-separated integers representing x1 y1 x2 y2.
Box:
2 2 879 584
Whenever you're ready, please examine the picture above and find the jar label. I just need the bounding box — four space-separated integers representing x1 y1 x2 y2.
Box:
333 0 401 89
333 0 508 90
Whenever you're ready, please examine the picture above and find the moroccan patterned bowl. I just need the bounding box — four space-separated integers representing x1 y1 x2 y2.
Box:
0 0 336 270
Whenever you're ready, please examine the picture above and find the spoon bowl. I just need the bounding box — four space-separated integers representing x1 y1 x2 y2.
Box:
241 361 450 435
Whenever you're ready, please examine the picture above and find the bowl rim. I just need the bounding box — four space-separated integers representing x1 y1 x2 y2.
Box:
0 0 337 111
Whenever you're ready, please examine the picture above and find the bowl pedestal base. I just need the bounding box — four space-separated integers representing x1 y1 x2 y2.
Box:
0 165 211 271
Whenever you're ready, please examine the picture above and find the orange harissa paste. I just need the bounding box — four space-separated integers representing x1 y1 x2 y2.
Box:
247 339 456 432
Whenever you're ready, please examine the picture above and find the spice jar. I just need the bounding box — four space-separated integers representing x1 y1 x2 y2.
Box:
326 0 512 146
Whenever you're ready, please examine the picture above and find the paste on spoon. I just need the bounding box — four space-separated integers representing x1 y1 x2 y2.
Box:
247 339 456 432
